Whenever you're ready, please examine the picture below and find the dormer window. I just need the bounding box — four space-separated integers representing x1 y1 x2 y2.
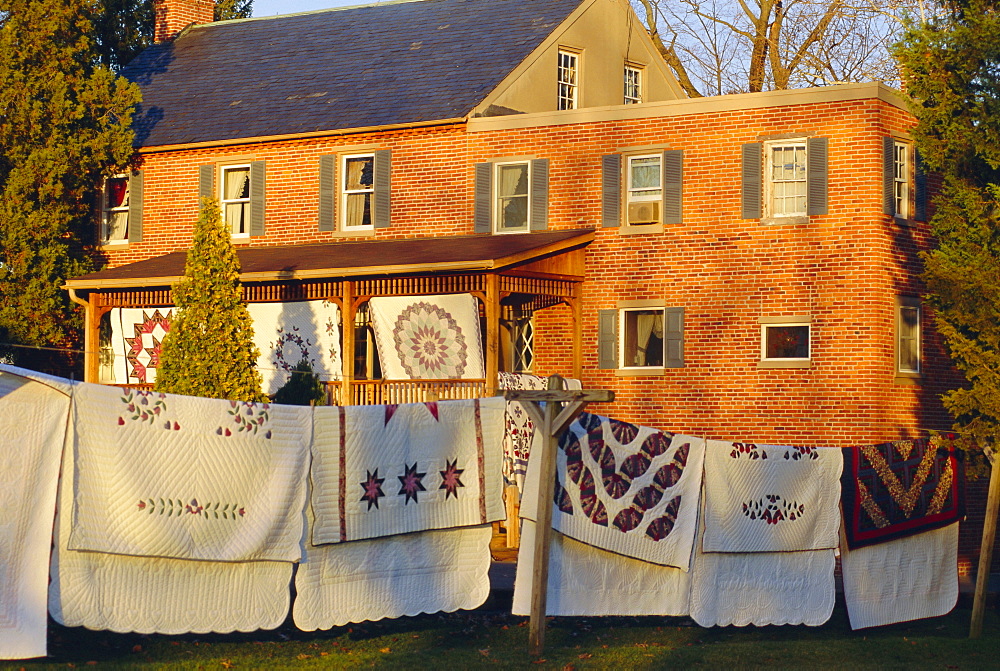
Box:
624 65 642 104
557 49 578 110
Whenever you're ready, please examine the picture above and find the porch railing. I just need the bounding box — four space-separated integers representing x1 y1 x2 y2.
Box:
109 379 489 406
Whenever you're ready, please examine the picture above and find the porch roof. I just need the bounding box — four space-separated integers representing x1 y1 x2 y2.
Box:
66 229 594 290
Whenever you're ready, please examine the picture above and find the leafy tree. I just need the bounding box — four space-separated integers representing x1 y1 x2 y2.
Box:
94 0 253 71
272 359 327 406
155 198 264 401
896 0 1000 471
0 0 140 370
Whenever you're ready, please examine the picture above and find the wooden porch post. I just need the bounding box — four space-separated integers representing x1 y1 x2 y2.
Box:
485 272 500 396
68 289 101 383
341 280 355 406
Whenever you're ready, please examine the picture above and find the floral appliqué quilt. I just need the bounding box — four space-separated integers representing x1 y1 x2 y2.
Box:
522 412 705 569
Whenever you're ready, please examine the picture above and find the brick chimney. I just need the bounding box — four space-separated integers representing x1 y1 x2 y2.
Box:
154 0 215 43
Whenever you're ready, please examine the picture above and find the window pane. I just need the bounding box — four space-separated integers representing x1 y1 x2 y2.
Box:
105 211 129 241
224 167 250 200
499 195 528 230
225 202 247 234
765 325 809 359
345 193 372 227
900 306 918 337
345 156 373 190
105 177 129 209
630 157 661 190
622 309 664 367
498 163 528 197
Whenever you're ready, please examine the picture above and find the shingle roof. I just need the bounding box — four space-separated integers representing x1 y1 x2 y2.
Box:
122 0 584 147
66 229 594 288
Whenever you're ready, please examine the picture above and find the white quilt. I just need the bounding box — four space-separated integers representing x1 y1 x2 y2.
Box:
368 294 484 379
497 372 547 490
521 413 705 569
246 300 343 395
0 367 73 660
702 440 842 553
68 382 311 562
49 430 293 635
109 307 173 384
512 520 692 617
689 528 836 627
310 397 505 544
293 521 492 630
841 522 958 630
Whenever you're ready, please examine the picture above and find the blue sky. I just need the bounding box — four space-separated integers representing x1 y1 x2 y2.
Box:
252 0 379 17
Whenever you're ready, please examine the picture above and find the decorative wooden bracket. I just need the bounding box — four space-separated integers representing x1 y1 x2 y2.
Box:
504 374 614 656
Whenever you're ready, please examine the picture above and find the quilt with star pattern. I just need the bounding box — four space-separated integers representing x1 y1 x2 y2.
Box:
841 438 964 549
310 397 505 544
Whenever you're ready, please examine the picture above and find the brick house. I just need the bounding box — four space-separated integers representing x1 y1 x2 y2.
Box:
67 0 972 509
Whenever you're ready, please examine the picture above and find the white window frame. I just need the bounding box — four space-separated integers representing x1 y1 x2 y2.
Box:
219 163 251 238
764 139 808 219
624 64 642 104
493 160 531 233
101 173 129 245
619 306 665 370
760 318 812 367
896 297 921 376
557 49 579 111
341 152 375 230
894 141 910 219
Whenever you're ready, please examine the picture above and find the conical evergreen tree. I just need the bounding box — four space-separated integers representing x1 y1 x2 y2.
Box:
897 0 1000 474
155 198 264 401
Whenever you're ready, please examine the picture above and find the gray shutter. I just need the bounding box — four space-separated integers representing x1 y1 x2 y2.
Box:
882 136 895 216
318 154 336 232
373 149 391 228
664 307 684 368
127 169 143 243
474 162 492 233
530 158 549 230
741 143 761 219
249 160 265 237
598 309 618 369
807 136 828 216
662 150 683 226
198 164 214 202
601 154 620 227
915 149 928 221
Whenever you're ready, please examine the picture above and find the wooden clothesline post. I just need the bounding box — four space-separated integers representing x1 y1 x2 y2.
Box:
505 375 614 657
971 450 1000 638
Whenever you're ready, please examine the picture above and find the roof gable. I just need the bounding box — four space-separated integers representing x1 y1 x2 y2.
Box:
123 0 585 147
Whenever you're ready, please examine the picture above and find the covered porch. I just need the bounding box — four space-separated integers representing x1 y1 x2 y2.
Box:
64 229 593 404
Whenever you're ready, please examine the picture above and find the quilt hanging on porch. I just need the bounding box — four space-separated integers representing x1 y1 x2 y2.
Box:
702 440 842 553
246 300 343 396
0 367 73 660
49 432 293 636
109 307 173 384
310 397 505 545
840 437 964 550
368 294 485 380
521 412 706 569
68 381 312 563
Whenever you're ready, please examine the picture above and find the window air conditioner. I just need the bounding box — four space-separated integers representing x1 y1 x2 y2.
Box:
627 201 660 224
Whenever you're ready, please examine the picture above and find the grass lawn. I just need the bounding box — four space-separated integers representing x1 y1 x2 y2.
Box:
5 596 1000 670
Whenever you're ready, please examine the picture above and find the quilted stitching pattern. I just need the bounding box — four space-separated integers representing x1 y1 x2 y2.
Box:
68 382 311 562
